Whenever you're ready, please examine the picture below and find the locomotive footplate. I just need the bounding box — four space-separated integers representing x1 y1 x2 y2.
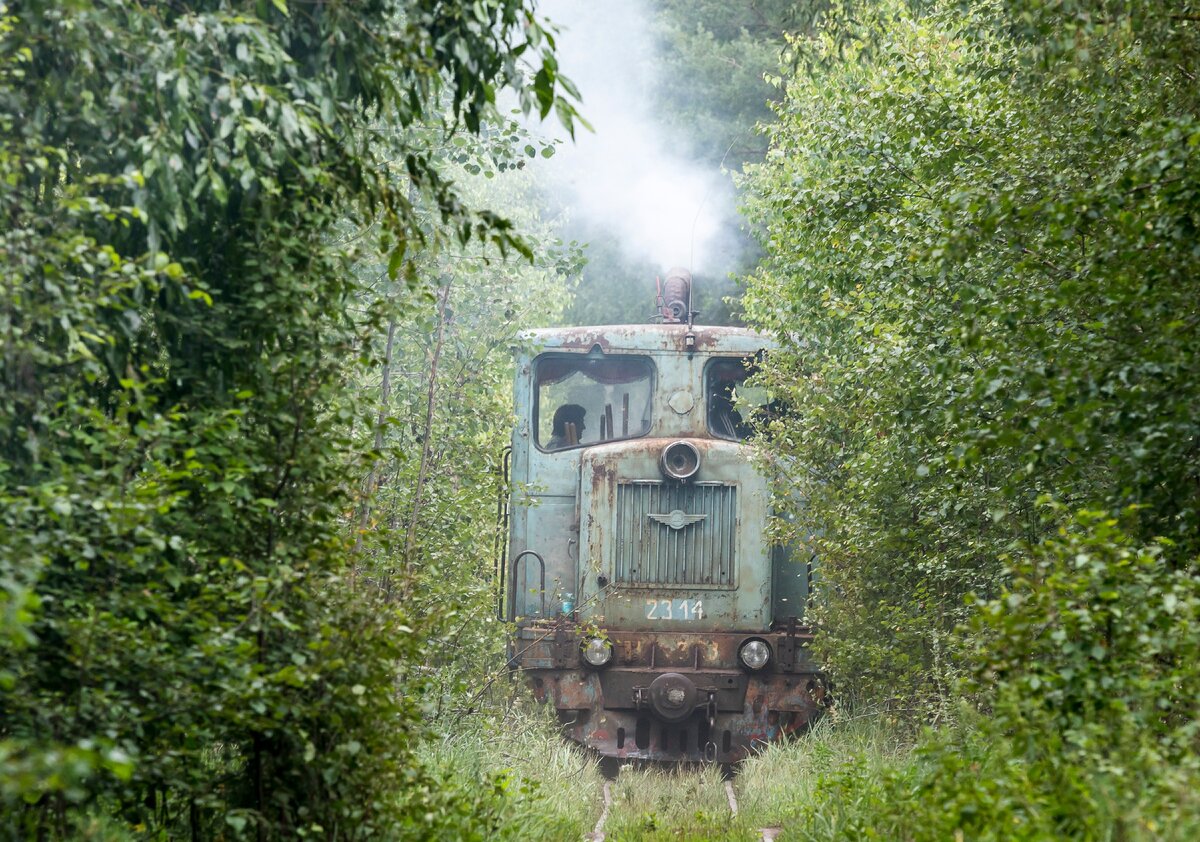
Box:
525 668 827 763
607 669 745 712
512 627 819 674
513 626 827 763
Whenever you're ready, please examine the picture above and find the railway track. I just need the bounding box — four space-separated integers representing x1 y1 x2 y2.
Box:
585 770 783 841
586 781 612 842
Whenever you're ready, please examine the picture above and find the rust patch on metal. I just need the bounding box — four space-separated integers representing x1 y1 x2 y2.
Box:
549 327 614 353
521 325 773 356
514 626 827 763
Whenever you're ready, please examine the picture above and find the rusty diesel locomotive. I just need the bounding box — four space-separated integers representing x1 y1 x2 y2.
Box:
499 270 826 763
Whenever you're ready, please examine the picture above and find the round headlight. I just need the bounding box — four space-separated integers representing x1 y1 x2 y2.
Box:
660 440 701 481
738 639 771 671
581 637 613 668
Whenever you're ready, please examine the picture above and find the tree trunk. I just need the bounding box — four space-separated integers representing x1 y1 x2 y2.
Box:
403 282 451 595
352 315 397 591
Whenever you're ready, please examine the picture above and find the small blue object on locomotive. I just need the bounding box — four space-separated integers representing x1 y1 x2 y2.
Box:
498 268 827 763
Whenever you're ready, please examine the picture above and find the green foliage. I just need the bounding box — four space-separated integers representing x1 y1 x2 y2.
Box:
411 705 603 842
741 0 1200 704
777 715 1200 840
647 0 804 169
350 157 579 717
972 507 1200 777
737 5 1200 830
0 0 579 837
748 513 1200 840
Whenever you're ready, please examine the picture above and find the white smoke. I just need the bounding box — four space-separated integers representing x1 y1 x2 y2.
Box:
531 0 739 274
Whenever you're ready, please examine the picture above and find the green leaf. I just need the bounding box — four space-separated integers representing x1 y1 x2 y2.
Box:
226 815 248 832
387 242 407 280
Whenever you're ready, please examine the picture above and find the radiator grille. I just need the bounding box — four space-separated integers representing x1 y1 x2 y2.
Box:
613 481 737 588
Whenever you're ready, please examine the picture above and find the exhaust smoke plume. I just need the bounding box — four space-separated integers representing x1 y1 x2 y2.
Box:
534 0 743 283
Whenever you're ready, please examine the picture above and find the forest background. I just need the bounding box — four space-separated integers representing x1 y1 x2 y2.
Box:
2 0 1198 840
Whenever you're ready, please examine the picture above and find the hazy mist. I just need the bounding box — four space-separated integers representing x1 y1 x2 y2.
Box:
533 0 745 283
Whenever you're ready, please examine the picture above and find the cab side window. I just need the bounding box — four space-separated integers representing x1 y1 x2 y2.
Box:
535 355 654 451
706 357 773 441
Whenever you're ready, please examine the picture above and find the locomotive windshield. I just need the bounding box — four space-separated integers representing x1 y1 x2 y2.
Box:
706 356 772 441
535 354 653 451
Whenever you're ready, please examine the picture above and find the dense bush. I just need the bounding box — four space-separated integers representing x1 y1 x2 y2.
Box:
973 508 1200 767
737 6 1200 831
0 0 577 836
772 511 1200 840
741 0 1200 705
350 163 580 719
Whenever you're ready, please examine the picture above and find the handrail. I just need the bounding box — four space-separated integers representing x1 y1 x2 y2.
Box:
493 446 512 620
508 549 546 621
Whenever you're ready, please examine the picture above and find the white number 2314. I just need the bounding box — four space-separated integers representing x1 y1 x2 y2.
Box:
645 599 704 621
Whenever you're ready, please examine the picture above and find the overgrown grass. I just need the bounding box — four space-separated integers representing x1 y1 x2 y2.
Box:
735 712 915 836
414 702 915 841
603 762 735 841
598 716 914 841
739 709 1200 842
411 701 603 841
419 703 1200 841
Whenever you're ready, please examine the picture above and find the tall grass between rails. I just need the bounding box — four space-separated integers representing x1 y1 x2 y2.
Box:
602 762 733 841
410 701 916 842
418 702 1200 841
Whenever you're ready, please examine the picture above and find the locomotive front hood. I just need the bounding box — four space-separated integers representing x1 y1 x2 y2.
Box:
575 438 772 632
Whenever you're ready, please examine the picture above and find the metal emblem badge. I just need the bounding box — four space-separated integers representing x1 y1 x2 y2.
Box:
648 509 707 530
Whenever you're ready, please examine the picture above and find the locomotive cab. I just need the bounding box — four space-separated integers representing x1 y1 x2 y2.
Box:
502 278 826 763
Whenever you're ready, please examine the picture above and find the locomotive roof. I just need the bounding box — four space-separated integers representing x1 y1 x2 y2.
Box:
519 323 774 356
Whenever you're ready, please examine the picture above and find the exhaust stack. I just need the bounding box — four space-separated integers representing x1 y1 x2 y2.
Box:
656 267 693 324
